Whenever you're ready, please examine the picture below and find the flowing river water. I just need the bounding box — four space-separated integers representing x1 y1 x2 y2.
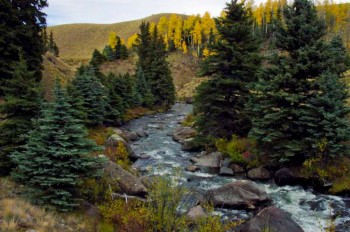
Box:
122 103 350 232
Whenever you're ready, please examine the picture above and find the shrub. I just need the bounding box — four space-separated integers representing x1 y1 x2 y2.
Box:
146 175 188 232
104 142 131 170
181 114 196 127
98 189 149 232
215 135 256 164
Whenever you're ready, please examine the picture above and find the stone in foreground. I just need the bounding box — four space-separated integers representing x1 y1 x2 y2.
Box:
237 206 304 232
207 180 270 209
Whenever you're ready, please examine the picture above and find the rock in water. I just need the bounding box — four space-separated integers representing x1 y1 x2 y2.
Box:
124 131 139 141
274 167 296 186
185 165 200 172
247 167 271 180
237 206 304 232
172 126 196 143
104 161 147 197
207 180 270 209
219 167 234 176
192 152 222 168
230 163 245 173
136 129 148 137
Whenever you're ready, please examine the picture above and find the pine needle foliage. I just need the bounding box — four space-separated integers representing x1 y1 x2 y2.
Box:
11 82 106 211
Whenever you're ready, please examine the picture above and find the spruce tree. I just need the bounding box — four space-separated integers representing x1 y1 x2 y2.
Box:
103 45 115 61
0 0 47 174
90 49 105 68
134 67 154 107
0 58 41 175
68 68 108 126
104 77 124 125
148 27 175 108
193 0 261 139
11 82 105 211
249 0 350 163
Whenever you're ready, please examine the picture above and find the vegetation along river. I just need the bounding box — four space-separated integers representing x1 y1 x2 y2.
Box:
122 103 350 232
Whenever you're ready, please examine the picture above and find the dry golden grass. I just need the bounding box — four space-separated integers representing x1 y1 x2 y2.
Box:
48 13 186 60
0 178 93 232
41 53 75 101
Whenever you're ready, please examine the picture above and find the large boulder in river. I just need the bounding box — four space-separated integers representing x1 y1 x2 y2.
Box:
207 180 270 209
247 167 271 180
172 127 196 143
191 152 222 169
106 134 138 161
274 167 296 186
237 206 304 232
104 161 147 197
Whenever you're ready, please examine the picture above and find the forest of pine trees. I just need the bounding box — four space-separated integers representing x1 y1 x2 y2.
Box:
1 0 350 218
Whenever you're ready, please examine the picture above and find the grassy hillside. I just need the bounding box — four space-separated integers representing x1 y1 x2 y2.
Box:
100 52 207 99
49 14 185 60
42 53 75 100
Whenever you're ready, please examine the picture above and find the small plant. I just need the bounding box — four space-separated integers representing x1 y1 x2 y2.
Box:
98 189 149 232
215 135 256 165
104 142 131 170
194 203 243 232
181 113 196 127
147 175 188 232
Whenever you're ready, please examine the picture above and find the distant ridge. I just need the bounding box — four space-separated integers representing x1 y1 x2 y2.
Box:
48 13 187 60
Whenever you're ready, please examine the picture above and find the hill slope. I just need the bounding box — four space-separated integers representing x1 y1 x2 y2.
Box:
49 13 186 60
42 53 75 100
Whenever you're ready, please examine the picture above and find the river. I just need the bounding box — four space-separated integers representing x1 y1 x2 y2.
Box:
122 103 350 232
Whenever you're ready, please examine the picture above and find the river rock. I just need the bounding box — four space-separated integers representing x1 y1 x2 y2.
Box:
124 131 139 141
237 206 304 232
274 167 296 186
248 167 271 180
104 161 147 197
191 152 222 168
187 205 207 220
207 180 270 209
172 126 196 143
136 129 148 137
106 134 138 161
230 163 245 173
221 158 233 168
219 167 234 176
181 139 200 152
185 165 200 172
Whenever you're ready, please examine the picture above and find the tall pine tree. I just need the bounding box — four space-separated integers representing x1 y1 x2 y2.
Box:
149 27 175 108
11 82 105 211
194 0 261 139
249 0 350 163
0 0 47 175
68 68 108 126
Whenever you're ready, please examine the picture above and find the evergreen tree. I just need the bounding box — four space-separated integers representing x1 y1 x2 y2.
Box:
194 0 261 139
148 27 175 108
90 49 105 68
0 58 41 175
104 73 125 125
48 31 59 57
68 68 108 126
136 21 153 83
11 82 105 211
102 45 115 61
0 0 47 174
134 67 154 106
249 0 350 163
